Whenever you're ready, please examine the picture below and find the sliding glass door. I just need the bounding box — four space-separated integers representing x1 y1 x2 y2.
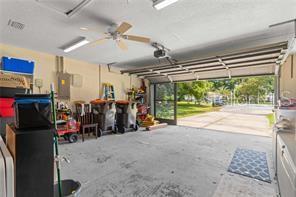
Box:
154 83 177 125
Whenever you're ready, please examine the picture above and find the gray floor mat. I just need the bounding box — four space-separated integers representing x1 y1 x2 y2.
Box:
228 148 271 183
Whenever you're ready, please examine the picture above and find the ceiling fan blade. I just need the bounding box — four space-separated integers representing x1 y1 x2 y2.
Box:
123 35 151 43
116 22 132 34
89 37 110 46
117 39 128 51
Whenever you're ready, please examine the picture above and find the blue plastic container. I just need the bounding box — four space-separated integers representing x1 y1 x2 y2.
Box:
2 56 34 74
14 94 52 129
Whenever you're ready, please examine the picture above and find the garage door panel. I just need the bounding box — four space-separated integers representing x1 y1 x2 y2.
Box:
123 42 287 83
148 64 275 83
224 53 280 64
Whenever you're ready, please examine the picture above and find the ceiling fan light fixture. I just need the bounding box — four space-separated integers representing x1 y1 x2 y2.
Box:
63 37 89 53
153 0 179 10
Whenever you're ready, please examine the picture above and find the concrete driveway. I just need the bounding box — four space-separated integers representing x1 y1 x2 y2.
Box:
178 105 273 137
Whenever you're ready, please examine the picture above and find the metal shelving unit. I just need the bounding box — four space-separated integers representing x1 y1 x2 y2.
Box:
0 69 33 76
0 69 34 91
0 69 34 136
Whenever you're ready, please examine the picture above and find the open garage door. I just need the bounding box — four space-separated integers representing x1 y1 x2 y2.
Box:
121 42 288 83
121 42 289 125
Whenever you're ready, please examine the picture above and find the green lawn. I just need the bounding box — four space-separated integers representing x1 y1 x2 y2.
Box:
177 102 221 118
266 113 275 126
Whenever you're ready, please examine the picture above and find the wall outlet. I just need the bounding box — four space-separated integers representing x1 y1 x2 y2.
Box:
34 78 43 88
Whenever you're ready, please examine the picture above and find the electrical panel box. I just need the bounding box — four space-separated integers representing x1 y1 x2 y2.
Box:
57 73 71 100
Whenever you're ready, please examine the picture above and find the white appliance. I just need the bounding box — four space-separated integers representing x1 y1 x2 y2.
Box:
277 134 296 197
0 145 6 197
0 136 14 197
273 108 296 197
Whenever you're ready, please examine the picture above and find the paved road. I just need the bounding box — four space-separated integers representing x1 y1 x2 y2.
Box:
178 104 273 137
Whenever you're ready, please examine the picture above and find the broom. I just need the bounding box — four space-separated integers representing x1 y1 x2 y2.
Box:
50 83 63 197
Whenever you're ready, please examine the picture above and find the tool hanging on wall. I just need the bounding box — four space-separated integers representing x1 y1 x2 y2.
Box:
102 83 115 101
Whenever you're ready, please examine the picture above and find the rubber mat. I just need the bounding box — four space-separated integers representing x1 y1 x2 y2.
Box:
228 148 271 183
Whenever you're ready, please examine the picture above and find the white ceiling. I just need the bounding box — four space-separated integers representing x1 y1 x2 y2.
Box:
0 0 296 69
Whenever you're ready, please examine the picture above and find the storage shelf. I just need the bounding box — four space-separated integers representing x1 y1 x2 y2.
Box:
0 69 33 76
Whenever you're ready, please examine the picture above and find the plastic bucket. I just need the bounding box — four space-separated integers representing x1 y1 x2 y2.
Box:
54 180 81 197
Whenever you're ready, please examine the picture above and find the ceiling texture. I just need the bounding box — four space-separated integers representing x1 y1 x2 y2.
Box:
0 0 296 72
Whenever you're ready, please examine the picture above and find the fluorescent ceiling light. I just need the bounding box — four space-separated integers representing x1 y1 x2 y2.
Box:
80 27 88 31
36 0 93 18
153 0 179 10
65 0 93 17
63 38 89 53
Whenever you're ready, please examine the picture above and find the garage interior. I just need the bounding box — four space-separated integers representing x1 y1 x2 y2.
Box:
0 1 296 197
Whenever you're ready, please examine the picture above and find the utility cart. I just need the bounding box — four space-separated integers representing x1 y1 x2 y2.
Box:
57 119 80 143
56 108 80 143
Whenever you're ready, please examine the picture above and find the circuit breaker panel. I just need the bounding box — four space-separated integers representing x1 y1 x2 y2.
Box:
57 73 71 100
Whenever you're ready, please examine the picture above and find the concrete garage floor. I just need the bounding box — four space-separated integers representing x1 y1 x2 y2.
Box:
178 105 272 137
59 125 276 196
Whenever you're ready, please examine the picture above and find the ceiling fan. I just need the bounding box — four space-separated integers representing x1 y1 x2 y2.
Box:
82 22 151 51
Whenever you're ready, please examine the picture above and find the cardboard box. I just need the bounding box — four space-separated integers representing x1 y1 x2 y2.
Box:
0 72 29 89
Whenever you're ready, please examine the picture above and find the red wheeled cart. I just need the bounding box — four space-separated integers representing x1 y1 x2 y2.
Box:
57 120 80 143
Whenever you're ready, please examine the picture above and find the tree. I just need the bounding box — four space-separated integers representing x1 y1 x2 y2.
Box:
177 81 212 104
189 81 212 104
217 87 231 98
177 83 191 101
177 76 274 105
235 76 274 103
210 79 241 91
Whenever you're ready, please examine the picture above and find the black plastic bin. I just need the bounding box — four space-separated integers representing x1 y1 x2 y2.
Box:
14 94 52 129
92 102 109 114
0 87 28 98
115 113 128 133
92 101 116 133
115 104 129 114
115 101 138 133
54 180 81 197
115 101 129 133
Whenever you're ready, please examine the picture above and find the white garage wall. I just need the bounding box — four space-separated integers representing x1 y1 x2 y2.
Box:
0 43 143 103
99 65 144 101
280 54 296 98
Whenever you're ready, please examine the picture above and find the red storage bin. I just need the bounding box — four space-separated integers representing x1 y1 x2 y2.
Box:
0 98 14 107
0 108 14 117
0 98 15 117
